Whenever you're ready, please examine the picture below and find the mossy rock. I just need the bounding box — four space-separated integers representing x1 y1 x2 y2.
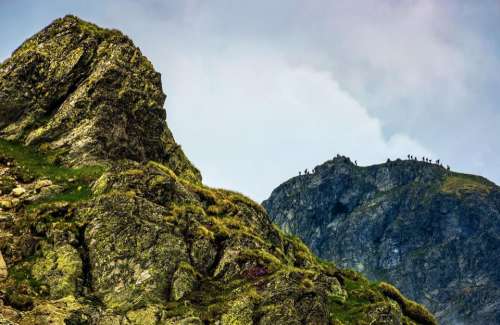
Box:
171 262 198 301
31 244 83 299
126 305 161 325
221 295 255 325
379 282 437 325
190 237 218 274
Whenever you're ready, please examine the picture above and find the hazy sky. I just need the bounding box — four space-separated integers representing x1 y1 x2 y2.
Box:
1 1 499 201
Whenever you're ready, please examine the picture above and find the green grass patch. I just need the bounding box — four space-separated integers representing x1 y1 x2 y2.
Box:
0 139 104 182
0 139 105 208
327 271 389 324
441 173 494 196
25 185 93 211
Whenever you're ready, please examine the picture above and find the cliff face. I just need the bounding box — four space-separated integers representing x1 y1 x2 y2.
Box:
264 157 500 325
0 16 435 324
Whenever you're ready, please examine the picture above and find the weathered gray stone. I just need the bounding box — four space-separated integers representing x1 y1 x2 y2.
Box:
264 156 500 325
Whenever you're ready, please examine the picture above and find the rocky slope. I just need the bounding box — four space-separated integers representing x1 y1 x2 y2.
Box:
264 156 500 325
0 16 435 324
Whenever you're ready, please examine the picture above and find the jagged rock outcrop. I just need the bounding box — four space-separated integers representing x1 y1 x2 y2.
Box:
0 15 200 182
264 156 500 325
0 16 436 324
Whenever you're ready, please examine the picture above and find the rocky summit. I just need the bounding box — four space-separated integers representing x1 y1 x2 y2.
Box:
263 156 500 325
0 16 435 324
0 15 199 182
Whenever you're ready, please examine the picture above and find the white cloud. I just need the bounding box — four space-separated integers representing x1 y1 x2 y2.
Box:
159 46 431 200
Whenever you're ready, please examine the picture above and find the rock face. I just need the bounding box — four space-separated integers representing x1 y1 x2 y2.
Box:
263 156 500 325
0 15 200 182
0 16 435 324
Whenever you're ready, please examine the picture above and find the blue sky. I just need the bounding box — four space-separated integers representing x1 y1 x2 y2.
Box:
1 1 500 201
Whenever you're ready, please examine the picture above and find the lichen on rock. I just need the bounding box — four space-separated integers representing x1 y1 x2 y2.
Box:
31 243 83 299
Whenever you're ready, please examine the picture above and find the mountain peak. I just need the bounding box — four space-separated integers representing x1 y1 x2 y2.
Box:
264 156 500 324
309 156 452 186
0 15 201 182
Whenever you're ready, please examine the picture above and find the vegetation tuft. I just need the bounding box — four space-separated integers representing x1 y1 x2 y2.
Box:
379 282 437 325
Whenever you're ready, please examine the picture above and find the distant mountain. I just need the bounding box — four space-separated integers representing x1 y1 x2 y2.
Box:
0 16 435 324
264 156 500 325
